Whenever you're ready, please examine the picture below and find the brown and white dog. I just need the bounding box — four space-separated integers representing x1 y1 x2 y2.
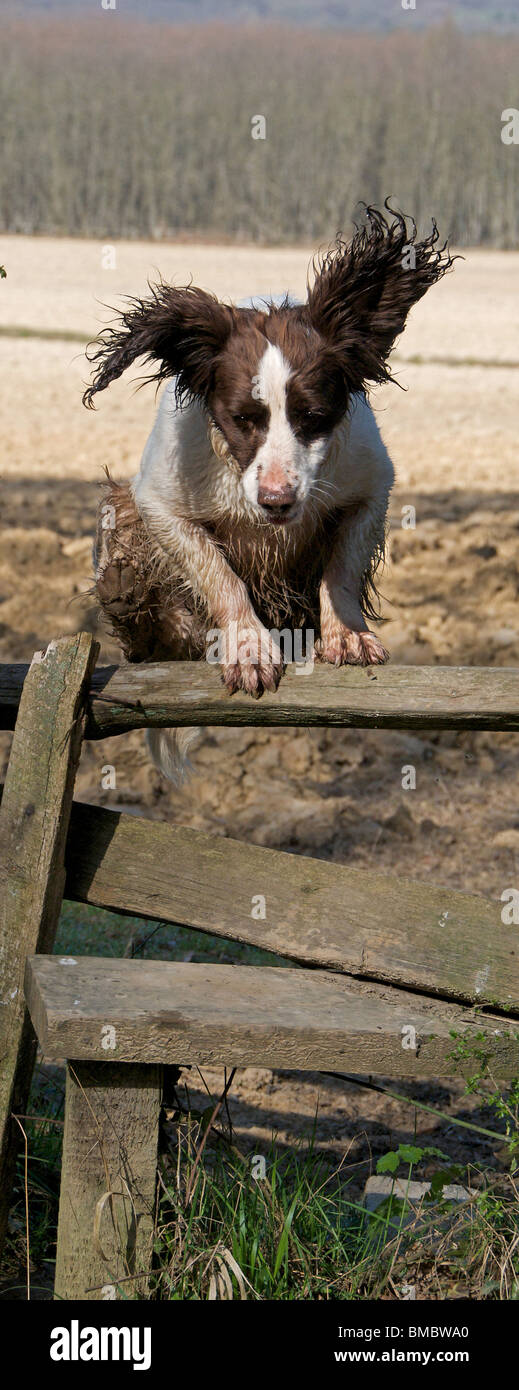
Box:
85 206 453 779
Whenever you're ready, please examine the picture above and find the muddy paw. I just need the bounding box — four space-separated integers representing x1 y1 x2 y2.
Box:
222 656 284 697
220 625 284 696
96 559 148 619
317 628 388 666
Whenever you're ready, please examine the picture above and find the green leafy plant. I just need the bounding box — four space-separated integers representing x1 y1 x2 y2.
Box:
449 1030 519 1172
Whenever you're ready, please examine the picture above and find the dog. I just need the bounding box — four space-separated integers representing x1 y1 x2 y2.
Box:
86 205 454 780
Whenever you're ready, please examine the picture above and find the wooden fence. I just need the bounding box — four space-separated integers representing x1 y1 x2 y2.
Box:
1 635 518 1299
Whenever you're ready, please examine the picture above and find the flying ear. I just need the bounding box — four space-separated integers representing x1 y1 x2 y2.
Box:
83 282 235 408
306 203 456 391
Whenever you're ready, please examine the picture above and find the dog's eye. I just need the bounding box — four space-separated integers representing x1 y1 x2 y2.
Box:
232 413 253 428
301 409 328 429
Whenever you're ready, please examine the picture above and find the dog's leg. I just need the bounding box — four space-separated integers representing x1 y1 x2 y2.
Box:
318 503 389 666
133 495 283 695
94 481 208 782
94 480 201 662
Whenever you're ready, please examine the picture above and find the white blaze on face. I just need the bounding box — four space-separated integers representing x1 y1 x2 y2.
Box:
241 341 327 509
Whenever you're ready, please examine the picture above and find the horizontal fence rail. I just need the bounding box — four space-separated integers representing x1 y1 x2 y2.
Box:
2 660 519 736
24 956 519 1078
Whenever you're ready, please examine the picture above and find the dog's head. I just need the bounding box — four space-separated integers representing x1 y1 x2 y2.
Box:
84 206 454 524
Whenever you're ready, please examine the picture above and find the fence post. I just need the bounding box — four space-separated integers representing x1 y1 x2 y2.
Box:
54 1062 162 1301
0 633 98 1255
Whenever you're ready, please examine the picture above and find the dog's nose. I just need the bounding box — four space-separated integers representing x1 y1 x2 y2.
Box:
257 484 296 512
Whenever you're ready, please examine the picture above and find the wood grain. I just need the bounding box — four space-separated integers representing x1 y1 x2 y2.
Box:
25 956 519 1078
64 800 517 1013
54 1061 161 1301
0 634 98 1254
3 659 519 734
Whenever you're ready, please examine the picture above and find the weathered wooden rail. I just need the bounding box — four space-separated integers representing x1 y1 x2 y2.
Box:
25 955 519 1078
1 636 519 1300
64 801 514 1010
2 658 519 735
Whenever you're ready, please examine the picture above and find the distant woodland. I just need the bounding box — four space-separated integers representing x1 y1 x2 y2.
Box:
1 16 518 245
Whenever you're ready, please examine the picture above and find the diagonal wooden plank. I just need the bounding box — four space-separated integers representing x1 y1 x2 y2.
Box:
25 955 519 1078
0 633 99 1254
64 800 516 1013
3 662 519 735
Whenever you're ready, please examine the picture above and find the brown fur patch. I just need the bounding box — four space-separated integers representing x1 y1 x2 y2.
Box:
93 476 207 662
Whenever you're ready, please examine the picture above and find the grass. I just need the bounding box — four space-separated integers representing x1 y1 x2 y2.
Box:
55 899 291 967
1 1064 64 1300
0 324 88 343
2 900 519 1300
1 324 518 371
5 1061 519 1301
152 1101 519 1301
155 1123 375 1301
393 352 519 369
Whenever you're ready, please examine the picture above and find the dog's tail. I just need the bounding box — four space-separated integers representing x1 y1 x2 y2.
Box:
146 727 201 784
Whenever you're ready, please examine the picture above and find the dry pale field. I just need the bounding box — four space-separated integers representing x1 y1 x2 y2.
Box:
1 236 519 489
1 236 519 1192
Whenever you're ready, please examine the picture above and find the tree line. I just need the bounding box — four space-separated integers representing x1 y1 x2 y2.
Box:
1 16 517 245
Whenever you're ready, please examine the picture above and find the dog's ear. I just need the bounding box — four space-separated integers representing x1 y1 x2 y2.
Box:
306 205 455 392
83 283 235 407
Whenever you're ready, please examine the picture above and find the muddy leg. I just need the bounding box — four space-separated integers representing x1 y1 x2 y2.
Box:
94 478 202 662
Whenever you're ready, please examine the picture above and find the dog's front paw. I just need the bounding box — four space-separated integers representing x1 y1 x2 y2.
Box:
221 624 284 697
96 558 148 618
317 627 388 667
